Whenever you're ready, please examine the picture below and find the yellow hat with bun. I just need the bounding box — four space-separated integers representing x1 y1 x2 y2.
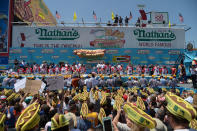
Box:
94 91 99 100
0 112 6 131
51 113 69 130
98 108 106 124
137 97 146 111
80 102 89 117
7 93 16 103
165 92 197 128
189 119 197 130
123 102 156 129
4 89 13 97
100 92 106 105
15 102 40 131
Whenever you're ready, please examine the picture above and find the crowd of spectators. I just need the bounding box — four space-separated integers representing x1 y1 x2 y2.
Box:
0 60 197 131
0 82 197 131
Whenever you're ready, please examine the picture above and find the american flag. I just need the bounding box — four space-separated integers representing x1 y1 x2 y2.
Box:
139 9 147 20
56 11 60 19
93 11 97 20
179 13 184 23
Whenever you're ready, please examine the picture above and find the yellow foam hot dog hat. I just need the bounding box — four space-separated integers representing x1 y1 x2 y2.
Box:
0 112 6 131
165 92 197 129
137 97 146 111
100 92 106 105
165 92 196 121
80 102 89 118
51 113 69 130
123 102 156 129
98 108 106 124
15 102 40 131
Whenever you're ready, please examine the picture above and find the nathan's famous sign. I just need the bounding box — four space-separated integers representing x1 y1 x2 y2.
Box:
134 29 176 42
12 26 185 49
35 28 80 40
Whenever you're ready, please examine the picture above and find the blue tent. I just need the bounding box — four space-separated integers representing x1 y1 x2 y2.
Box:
184 51 197 76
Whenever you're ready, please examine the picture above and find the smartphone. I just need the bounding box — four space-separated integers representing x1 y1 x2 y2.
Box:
102 117 113 131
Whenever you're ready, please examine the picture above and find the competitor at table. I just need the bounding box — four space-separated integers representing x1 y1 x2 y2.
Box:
161 66 168 76
48 66 54 75
171 65 177 76
104 63 111 75
25 66 32 74
143 65 149 76
80 64 86 74
54 65 60 74
136 64 142 76
40 65 47 74
117 64 124 75
153 65 160 76
17 67 24 74
33 64 40 74
126 63 133 75
111 65 117 74
61 65 67 75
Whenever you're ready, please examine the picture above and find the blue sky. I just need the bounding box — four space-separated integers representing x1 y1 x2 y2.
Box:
44 0 197 47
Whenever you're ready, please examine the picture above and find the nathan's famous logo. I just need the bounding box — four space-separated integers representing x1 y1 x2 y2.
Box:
90 29 125 48
51 56 59 59
41 49 54 54
106 49 118 54
137 50 150 54
28 49 36 53
133 29 176 42
35 28 80 40
10 49 22 54
20 56 28 59
168 50 180 55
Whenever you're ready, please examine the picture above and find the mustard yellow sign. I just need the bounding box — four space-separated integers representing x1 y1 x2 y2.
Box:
14 0 57 25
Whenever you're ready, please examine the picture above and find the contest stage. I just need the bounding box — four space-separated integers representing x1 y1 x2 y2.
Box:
9 47 184 70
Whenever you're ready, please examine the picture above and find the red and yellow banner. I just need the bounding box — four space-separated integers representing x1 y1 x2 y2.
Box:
14 0 57 25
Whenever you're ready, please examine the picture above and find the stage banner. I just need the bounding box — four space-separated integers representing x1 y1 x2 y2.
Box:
14 0 57 25
0 0 10 53
12 26 185 49
151 12 169 24
9 48 184 70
